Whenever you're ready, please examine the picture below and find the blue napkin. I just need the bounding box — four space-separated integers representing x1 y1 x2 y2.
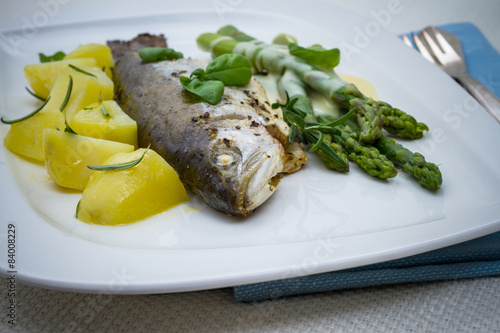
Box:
234 22 500 302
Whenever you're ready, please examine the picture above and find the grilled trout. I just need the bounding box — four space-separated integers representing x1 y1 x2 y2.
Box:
108 34 306 216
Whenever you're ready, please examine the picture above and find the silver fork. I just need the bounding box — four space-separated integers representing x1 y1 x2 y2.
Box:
412 26 500 123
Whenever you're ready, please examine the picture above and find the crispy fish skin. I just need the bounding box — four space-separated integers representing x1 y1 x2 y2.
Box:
108 36 288 216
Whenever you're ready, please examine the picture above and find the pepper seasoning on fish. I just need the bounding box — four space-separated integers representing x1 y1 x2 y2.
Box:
108 34 306 216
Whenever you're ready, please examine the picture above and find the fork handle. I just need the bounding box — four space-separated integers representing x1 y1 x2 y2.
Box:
457 73 500 124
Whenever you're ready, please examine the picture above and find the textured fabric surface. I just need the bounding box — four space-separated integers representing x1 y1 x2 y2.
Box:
2 278 500 332
234 22 500 302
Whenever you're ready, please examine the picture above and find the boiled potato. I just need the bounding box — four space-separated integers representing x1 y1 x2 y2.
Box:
77 148 188 225
70 100 138 147
44 129 134 190
3 74 101 161
64 44 114 80
24 59 113 101
24 58 97 99
3 107 64 162
68 65 114 100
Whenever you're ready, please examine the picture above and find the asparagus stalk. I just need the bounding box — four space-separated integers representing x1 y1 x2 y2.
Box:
197 26 440 188
375 135 442 190
197 30 384 145
277 68 350 172
278 69 397 178
197 26 429 141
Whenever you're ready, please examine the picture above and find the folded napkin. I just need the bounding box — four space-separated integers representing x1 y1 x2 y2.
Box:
234 22 500 302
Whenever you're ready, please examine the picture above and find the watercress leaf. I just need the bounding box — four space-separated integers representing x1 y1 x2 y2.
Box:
180 76 225 105
39 51 66 63
138 47 184 63
292 96 314 115
204 54 252 86
288 42 340 68
190 68 206 79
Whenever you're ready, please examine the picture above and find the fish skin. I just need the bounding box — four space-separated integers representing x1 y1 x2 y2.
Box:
108 35 287 216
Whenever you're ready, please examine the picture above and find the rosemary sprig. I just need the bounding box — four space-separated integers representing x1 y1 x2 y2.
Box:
59 75 73 112
68 64 97 78
1 97 51 124
87 147 149 171
75 200 81 219
272 94 355 171
64 116 77 134
25 86 47 102
98 92 109 117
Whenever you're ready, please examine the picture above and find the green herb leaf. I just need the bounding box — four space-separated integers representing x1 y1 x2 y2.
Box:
1 97 51 124
138 47 184 63
180 76 225 105
39 51 66 63
59 75 73 112
190 68 206 79
288 123 298 145
25 86 47 102
88 148 149 171
204 54 252 86
75 200 81 219
98 92 109 117
68 64 97 78
64 117 77 134
308 130 323 152
288 42 340 69
317 107 356 127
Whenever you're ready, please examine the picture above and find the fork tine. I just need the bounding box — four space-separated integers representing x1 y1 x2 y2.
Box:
401 34 413 48
431 27 460 57
412 32 437 64
422 29 452 60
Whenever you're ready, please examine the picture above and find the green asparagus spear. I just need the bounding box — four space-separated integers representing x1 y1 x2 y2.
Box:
379 103 429 139
277 69 396 178
375 135 442 190
316 116 397 179
198 29 384 145
198 26 429 141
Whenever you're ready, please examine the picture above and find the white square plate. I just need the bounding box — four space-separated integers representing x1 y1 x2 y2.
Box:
1 0 499 293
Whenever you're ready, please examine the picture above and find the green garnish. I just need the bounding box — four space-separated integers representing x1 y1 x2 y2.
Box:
68 64 97 78
98 92 110 117
180 77 225 105
272 94 355 169
59 75 73 112
1 97 51 124
39 51 66 63
64 117 77 134
180 54 252 105
288 42 340 69
75 200 81 219
87 147 149 171
138 47 184 63
25 86 47 101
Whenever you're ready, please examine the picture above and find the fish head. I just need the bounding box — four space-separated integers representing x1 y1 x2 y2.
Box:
209 119 285 214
